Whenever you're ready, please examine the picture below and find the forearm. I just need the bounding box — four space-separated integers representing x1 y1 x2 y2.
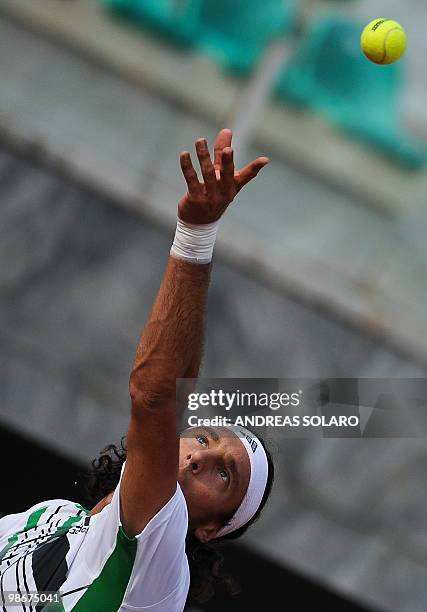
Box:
129 256 210 409
128 130 268 413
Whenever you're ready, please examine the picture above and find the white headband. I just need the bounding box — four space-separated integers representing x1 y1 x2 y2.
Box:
215 425 269 538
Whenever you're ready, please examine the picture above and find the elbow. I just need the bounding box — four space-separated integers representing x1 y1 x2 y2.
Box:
128 374 141 409
129 372 175 415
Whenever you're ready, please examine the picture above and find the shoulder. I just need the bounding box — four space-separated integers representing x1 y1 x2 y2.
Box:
132 482 188 541
104 461 188 542
82 467 188 577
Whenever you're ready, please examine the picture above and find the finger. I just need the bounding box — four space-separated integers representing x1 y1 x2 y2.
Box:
235 157 269 192
195 138 217 192
180 151 201 195
219 147 235 193
214 128 233 168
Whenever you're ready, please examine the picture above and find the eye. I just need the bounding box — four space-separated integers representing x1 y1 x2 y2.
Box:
218 468 229 482
196 435 208 447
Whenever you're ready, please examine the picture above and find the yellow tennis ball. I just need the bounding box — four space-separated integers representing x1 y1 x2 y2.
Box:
361 18 407 65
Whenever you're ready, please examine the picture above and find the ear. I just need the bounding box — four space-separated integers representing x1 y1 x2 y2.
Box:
194 522 221 544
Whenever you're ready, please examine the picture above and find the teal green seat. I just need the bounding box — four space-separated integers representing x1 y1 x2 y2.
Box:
197 0 297 75
100 0 297 73
100 0 203 46
276 16 427 169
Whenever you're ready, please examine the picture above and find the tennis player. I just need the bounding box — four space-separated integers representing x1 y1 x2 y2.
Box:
0 129 273 611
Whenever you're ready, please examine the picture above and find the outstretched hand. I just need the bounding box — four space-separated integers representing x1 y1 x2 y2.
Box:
178 129 269 224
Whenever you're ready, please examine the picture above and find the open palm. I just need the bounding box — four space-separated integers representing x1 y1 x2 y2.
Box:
178 129 269 224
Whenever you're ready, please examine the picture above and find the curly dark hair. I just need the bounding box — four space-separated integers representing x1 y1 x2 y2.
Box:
83 431 275 605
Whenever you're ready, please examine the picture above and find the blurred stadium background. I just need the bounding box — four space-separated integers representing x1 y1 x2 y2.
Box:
0 0 426 610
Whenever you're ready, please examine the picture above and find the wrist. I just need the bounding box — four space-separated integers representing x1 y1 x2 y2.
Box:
170 218 219 264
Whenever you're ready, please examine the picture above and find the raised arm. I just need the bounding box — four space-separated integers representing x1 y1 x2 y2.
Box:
121 130 269 536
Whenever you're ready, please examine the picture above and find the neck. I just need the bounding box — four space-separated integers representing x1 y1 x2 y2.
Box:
89 492 114 516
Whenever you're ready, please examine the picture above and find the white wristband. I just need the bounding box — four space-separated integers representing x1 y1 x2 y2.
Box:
170 218 219 264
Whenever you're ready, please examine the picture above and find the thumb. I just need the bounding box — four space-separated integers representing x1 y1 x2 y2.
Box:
236 157 269 192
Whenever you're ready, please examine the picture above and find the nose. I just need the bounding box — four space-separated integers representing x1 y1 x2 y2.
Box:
187 448 221 475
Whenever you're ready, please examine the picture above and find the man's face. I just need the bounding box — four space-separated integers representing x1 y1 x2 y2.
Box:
178 426 251 542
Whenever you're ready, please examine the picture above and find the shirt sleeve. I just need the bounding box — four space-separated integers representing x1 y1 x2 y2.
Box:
82 462 190 611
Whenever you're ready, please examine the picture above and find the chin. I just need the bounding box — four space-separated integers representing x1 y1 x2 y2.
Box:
177 468 188 495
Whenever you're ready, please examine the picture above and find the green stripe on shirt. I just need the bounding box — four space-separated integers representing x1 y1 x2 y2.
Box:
71 526 137 611
0 506 48 562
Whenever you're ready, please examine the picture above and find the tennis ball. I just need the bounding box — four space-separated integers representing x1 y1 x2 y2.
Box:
361 18 407 65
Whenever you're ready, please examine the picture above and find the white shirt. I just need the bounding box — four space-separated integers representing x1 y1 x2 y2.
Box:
0 462 190 611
